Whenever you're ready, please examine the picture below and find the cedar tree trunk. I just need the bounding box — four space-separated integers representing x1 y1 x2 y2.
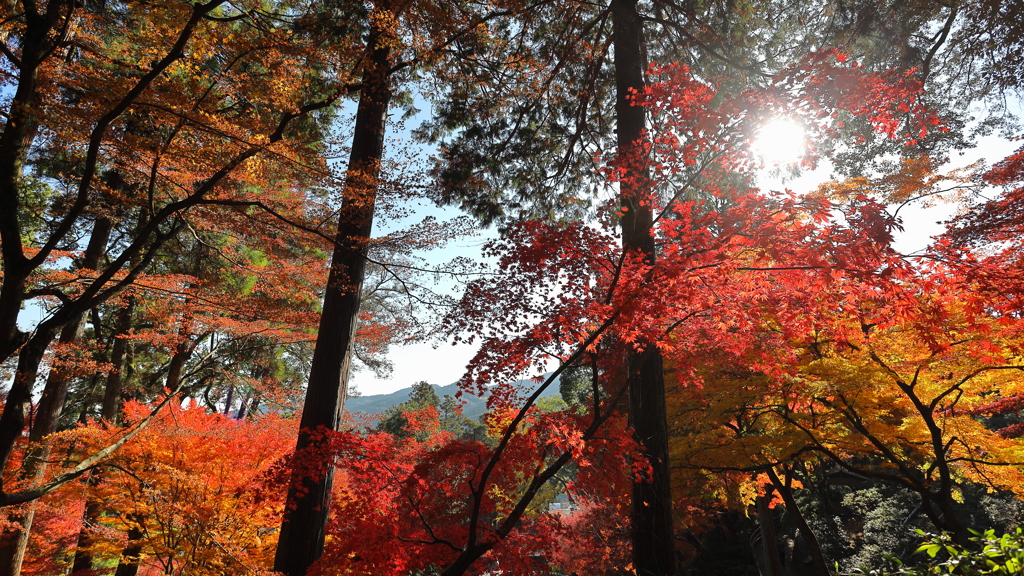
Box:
272 20 393 576
611 0 675 573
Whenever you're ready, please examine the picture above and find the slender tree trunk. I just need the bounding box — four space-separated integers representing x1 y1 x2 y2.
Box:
756 491 785 576
70 296 136 574
222 386 234 415
273 16 393 576
611 0 675 573
0 217 110 576
766 467 831 576
100 297 136 426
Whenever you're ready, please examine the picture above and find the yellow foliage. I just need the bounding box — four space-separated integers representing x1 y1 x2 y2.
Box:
669 282 1024 519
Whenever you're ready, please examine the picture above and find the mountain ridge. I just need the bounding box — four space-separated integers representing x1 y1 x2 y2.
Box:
345 375 561 422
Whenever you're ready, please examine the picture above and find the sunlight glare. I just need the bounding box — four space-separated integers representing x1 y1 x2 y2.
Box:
753 118 807 166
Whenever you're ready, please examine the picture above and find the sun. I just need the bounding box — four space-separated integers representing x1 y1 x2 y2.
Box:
752 118 807 166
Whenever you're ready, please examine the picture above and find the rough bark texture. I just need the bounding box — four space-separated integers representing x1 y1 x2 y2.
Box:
0 217 111 576
611 0 675 573
272 19 393 576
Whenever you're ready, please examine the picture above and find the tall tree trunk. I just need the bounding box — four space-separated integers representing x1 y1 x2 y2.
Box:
70 296 136 574
0 1 71 363
272 16 393 576
611 0 675 573
0 217 110 576
100 297 136 427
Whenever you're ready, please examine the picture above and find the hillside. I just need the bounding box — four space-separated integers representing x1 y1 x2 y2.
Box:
345 375 561 422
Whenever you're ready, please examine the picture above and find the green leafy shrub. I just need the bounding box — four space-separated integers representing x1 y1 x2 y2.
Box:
851 528 1024 575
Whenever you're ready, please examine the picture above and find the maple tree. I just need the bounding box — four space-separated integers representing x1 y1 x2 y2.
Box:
0 90 377 564
669 260 1024 552
12 401 294 576
419 0 977 569
0 0 1021 573
308 51 933 576
1 231 328 574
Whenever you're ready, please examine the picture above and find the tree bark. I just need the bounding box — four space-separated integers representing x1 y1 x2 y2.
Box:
766 467 831 576
611 0 675 573
272 15 393 576
756 491 785 576
0 216 110 576
0 0 71 363
100 297 136 426
112 516 145 576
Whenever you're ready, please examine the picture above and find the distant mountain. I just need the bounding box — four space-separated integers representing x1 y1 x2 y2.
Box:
345 375 561 422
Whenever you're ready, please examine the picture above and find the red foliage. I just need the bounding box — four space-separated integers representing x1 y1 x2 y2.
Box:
274 403 641 576
297 53 938 576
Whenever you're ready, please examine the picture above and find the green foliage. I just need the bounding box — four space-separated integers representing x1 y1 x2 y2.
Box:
376 382 484 441
17 175 58 247
558 362 593 409
791 480 1024 575
376 381 438 439
838 486 932 571
535 396 568 413
851 529 1024 575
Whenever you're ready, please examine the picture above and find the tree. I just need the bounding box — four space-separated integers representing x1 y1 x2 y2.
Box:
420 2 965 571
370 53 937 575
376 382 483 441
0 0 351 509
0 3 376 572
671 266 1024 548
377 381 441 439
17 401 294 575
272 0 544 570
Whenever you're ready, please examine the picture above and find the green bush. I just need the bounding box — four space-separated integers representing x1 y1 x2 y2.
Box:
851 529 1024 575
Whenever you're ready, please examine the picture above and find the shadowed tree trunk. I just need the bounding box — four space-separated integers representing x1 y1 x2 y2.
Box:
0 216 111 576
611 0 675 573
112 516 145 576
756 490 785 576
272 10 393 576
100 297 136 427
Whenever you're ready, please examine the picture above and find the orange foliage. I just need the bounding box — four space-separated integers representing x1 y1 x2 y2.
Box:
21 403 295 576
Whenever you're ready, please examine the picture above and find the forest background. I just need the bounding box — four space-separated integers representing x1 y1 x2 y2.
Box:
2 1 1024 576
